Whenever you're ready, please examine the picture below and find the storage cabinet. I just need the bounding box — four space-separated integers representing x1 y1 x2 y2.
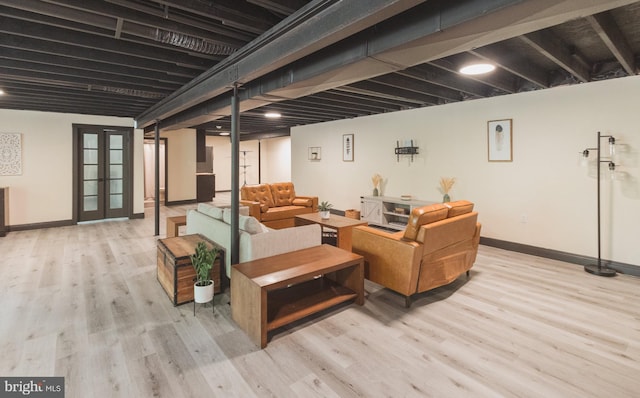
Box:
360 196 434 231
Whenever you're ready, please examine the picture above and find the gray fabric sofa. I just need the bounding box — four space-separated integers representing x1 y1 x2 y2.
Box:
186 203 321 278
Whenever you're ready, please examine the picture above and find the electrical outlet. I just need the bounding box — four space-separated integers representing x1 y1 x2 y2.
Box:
520 214 528 223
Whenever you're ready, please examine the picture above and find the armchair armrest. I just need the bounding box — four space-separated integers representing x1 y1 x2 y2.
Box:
240 200 261 219
352 226 422 296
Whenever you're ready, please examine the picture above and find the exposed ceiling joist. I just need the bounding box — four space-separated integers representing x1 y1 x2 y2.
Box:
1 0 639 136
587 12 637 75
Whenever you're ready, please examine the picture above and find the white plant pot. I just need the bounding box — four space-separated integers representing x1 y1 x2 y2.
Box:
194 280 214 303
320 210 330 219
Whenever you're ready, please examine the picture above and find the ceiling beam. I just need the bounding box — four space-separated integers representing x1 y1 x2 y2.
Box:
149 0 278 35
0 16 214 69
0 47 192 85
586 11 637 76
104 0 255 42
428 58 517 94
246 0 308 16
370 73 463 102
0 34 205 77
520 29 591 83
41 0 247 48
470 46 550 89
136 0 427 129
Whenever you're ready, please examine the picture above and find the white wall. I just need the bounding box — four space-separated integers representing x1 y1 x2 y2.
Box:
203 136 287 191
260 136 291 183
0 109 144 226
292 75 640 266
161 129 196 202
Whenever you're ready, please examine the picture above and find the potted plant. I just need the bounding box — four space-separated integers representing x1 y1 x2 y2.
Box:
190 241 219 306
318 200 333 219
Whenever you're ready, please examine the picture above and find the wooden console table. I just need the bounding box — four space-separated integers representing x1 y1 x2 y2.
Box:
231 244 364 348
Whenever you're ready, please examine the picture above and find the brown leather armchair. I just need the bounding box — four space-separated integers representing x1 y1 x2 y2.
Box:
240 182 318 229
352 200 481 307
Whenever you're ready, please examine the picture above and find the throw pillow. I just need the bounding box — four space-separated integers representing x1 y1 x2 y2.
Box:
238 215 266 234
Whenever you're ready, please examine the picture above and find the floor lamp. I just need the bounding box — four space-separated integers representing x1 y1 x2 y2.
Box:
581 131 617 277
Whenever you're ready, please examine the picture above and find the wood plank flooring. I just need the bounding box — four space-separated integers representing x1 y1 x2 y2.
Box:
1 204 639 397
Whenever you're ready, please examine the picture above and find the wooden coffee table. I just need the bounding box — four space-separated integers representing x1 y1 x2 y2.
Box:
295 213 367 251
231 244 364 348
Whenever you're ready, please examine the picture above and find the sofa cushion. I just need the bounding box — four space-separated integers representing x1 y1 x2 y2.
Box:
259 205 312 222
292 197 312 207
403 204 449 241
445 200 474 218
197 203 223 219
240 215 268 234
241 184 275 210
270 182 296 206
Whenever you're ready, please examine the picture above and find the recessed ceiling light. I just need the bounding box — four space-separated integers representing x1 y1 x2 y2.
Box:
265 112 281 119
459 63 495 75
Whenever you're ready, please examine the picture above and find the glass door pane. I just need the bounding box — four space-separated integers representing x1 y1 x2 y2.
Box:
105 132 127 217
81 132 102 216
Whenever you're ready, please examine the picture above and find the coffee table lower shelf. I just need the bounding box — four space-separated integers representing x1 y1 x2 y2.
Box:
231 244 364 348
267 278 358 331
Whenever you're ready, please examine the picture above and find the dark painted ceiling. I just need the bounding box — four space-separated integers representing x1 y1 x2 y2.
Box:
1 0 639 139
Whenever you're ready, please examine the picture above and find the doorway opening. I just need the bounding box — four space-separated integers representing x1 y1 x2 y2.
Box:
73 124 134 222
143 138 167 207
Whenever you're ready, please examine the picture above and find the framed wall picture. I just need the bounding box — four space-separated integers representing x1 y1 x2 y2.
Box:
308 146 321 161
487 119 513 162
343 134 354 161
0 132 22 175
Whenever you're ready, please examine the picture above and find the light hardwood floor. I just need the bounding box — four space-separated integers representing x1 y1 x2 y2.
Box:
1 204 639 397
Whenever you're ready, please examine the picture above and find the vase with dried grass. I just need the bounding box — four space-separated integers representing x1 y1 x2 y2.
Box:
439 177 455 203
371 173 382 196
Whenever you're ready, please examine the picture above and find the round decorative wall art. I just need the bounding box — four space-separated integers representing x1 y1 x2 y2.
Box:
0 133 22 176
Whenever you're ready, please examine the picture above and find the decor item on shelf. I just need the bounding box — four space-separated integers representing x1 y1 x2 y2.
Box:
439 177 456 203
395 140 419 162
318 201 333 219
190 241 219 314
308 146 321 161
579 131 620 277
371 173 382 196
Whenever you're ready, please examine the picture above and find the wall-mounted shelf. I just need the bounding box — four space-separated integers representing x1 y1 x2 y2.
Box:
395 140 419 162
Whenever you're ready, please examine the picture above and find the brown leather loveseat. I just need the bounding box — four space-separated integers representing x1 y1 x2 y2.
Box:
352 200 481 307
240 182 318 229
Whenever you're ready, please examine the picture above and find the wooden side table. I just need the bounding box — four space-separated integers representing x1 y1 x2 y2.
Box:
157 234 225 306
166 215 187 238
